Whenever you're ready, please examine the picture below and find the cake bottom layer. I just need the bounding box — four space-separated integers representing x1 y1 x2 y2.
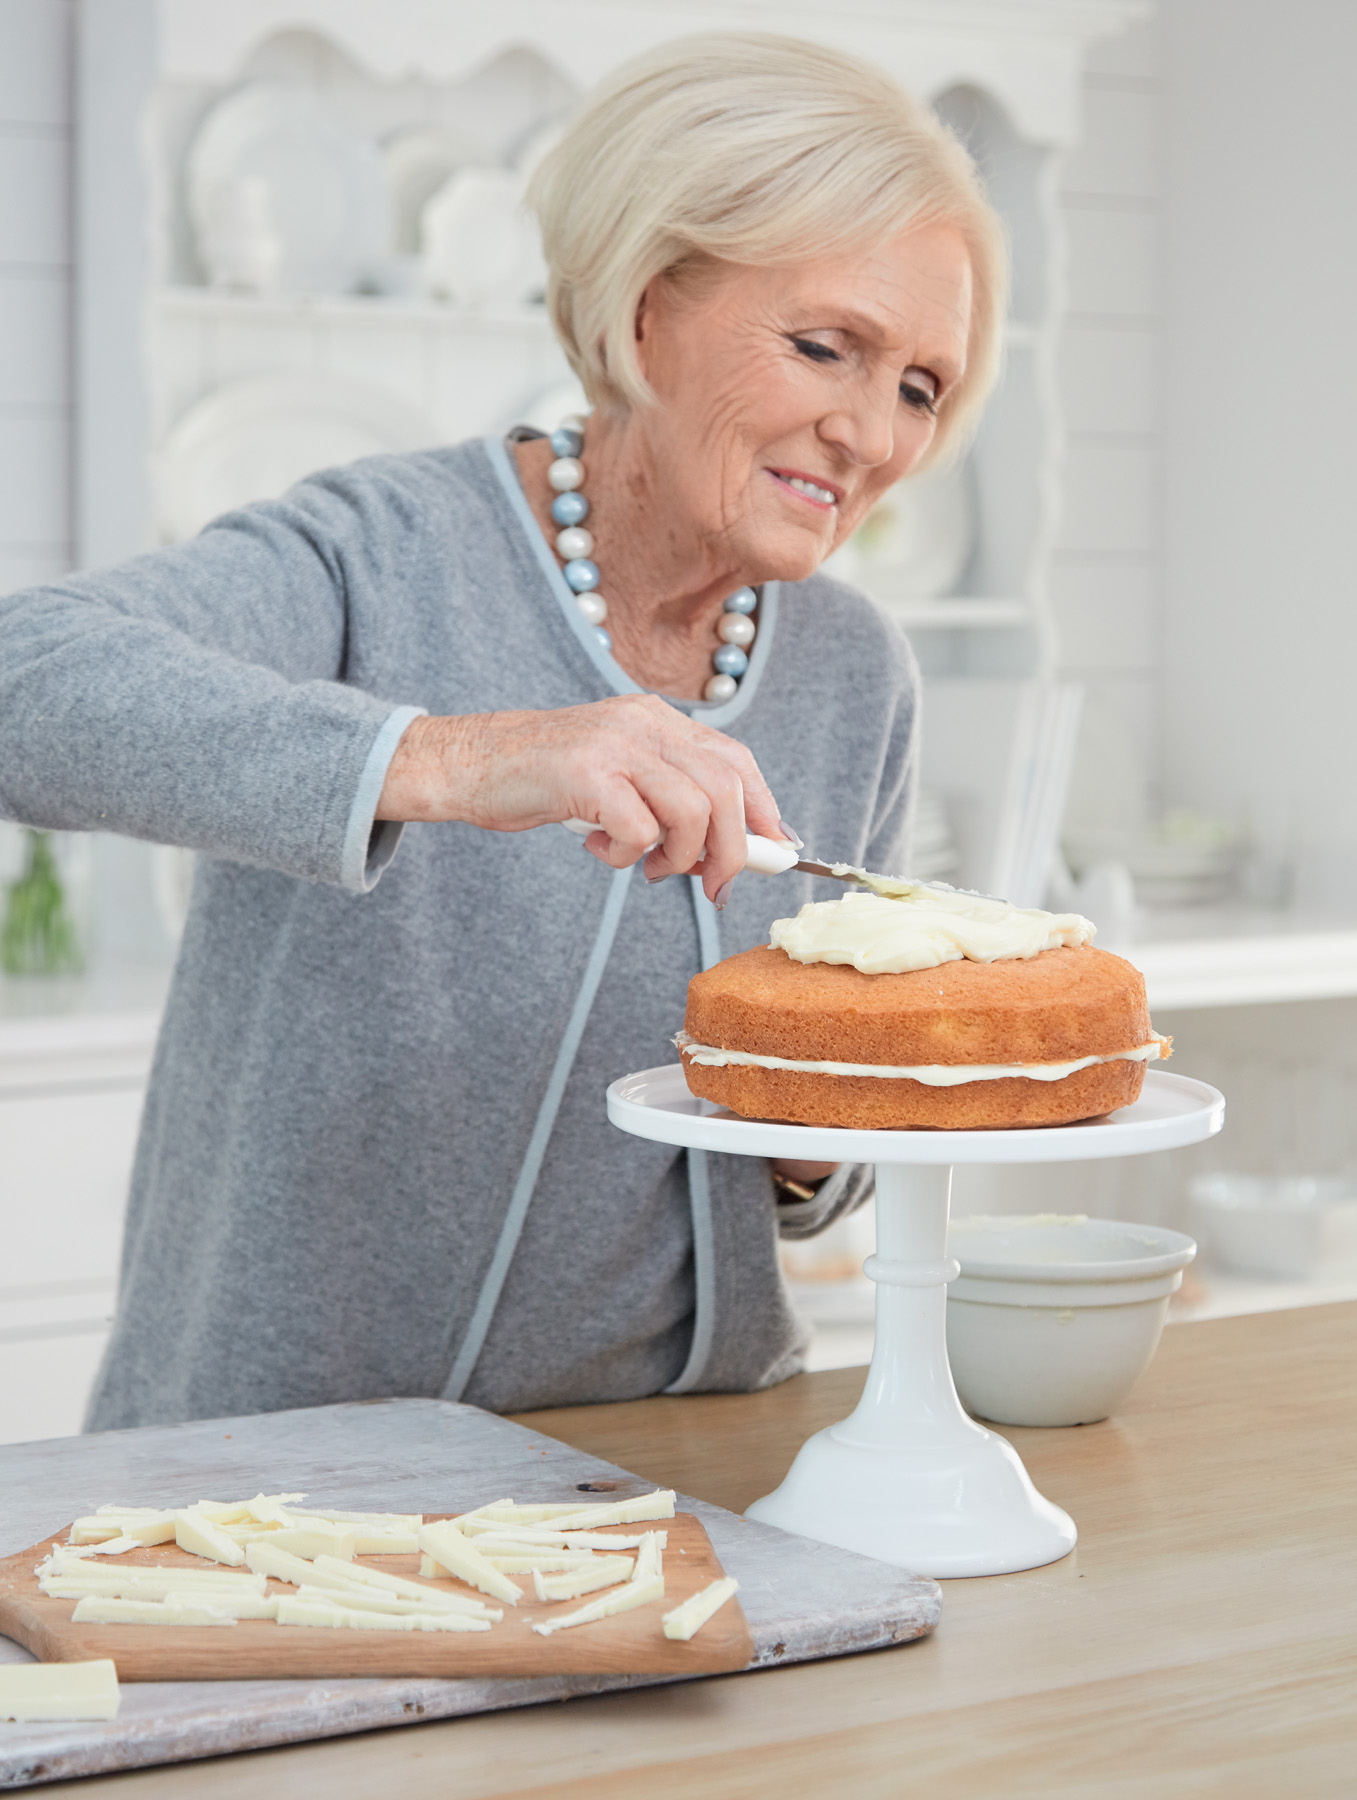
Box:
680 1053 1146 1130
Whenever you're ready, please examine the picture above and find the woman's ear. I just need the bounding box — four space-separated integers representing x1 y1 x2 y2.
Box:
632 278 658 382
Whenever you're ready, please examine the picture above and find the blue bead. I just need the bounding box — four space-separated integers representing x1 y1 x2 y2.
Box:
723 587 758 614
551 491 589 527
595 626 612 651
713 645 749 678
563 558 600 592
549 426 583 459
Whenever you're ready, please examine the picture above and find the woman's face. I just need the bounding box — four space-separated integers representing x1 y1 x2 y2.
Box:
633 223 973 584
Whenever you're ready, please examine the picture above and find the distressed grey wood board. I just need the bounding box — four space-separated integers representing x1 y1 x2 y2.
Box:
0 1397 940 1789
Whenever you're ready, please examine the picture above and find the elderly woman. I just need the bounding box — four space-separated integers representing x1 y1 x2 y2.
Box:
0 35 1002 1428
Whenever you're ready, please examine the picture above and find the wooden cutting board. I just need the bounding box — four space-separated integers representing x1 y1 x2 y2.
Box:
0 1512 751 1679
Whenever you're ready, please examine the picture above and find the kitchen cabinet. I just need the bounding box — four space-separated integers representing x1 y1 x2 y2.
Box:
0 1012 155 1444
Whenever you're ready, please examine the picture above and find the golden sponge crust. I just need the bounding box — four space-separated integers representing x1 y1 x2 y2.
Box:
681 1054 1145 1131
680 942 1154 1131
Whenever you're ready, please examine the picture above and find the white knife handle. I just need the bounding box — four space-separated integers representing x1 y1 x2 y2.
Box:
560 819 798 876
742 833 800 875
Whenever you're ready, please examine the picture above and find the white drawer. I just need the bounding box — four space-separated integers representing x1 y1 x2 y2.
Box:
0 1087 144 1289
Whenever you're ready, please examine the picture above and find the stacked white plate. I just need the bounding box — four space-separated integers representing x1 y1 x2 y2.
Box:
188 84 389 295
156 372 440 543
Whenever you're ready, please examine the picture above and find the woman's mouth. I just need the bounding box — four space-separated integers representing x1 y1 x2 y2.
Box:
767 469 840 511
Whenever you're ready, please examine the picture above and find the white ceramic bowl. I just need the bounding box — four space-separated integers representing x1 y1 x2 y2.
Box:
1189 1174 1357 1280
944 1215 1197 1427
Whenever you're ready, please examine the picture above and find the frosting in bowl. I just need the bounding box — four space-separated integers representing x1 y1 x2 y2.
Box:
769 885 1096 975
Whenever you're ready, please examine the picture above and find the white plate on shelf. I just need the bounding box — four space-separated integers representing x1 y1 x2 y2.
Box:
156 372 440 542
828 458 978 601
512 115 570 179
382 125 485 255
188 83 389 295
421 167 544 306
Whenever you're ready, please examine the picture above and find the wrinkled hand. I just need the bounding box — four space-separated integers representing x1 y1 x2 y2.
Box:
376 695 791 905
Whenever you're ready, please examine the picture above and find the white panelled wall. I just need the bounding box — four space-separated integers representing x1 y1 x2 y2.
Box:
0 0 73 594
1056 17 1163 834
1162 0 1357 905
1 0 136 1445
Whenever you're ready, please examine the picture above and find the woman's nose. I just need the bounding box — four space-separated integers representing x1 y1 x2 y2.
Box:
816 384 897 469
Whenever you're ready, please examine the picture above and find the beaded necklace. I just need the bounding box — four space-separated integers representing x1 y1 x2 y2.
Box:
544 415 757 703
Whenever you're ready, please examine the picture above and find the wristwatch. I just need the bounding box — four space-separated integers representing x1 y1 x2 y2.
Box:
770 1169 829 1204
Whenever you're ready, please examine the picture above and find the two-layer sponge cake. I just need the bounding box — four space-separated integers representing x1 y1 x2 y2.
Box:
678 884 1168 1131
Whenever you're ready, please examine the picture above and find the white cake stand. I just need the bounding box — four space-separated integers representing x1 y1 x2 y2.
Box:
607 1066 1224 1578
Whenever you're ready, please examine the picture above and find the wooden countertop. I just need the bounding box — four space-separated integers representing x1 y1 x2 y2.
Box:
53 1304 1357 1798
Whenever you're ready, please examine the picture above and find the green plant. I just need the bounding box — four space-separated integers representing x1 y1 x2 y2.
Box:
1 829 84 976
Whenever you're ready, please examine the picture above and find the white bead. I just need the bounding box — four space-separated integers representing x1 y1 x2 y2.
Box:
717 612 756 648
704 673 738 704
576 591 607 625
555 525 594 560
548 456 584 492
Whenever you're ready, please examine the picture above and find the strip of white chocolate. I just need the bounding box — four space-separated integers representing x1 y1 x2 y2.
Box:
0 1660 120 1721
676 1032 1168 1086
662 1576 740 1641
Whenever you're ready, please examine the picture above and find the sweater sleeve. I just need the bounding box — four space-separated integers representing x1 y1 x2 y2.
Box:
0 470 425 893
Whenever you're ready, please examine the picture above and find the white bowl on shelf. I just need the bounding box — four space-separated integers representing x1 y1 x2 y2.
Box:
1189 1175 1357 1280
1065 818 1245 906
944 1215 1197 1427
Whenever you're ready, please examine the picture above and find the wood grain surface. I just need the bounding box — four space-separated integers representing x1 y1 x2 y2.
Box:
38 1302 1354 1799
0 1514 749 1680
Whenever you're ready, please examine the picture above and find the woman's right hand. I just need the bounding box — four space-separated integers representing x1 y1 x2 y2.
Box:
375 696 793 906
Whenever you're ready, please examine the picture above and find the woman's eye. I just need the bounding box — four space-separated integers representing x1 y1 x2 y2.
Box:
900 367 939 416
791 337 839 364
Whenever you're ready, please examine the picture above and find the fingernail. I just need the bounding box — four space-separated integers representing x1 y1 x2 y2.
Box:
778 820 804 848
645 872 670 886
714 879 734 911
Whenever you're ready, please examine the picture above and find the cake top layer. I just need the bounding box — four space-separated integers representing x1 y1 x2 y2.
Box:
769 885 1096 975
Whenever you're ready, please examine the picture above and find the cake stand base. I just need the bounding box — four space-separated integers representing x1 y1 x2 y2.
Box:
606 1065 1224 1582
746 1163 1076 1577
745 1426 1075 1578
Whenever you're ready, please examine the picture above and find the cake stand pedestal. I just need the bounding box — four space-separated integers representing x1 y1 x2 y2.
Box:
607 1066 1224 1578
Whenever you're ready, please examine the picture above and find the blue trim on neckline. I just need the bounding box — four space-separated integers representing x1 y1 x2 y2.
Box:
484 434 777 728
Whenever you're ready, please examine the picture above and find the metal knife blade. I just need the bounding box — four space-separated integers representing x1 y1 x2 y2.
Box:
791 858 868 885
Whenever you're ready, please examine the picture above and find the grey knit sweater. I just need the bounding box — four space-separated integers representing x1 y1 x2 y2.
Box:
0 437 917 1428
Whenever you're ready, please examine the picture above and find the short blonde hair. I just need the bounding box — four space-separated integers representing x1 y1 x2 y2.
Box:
528 33 1007 464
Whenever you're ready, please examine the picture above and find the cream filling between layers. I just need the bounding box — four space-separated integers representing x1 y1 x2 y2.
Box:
675 1031 1169 1087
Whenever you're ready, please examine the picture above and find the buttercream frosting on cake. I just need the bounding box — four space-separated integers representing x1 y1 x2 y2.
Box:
769 885 1096 975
